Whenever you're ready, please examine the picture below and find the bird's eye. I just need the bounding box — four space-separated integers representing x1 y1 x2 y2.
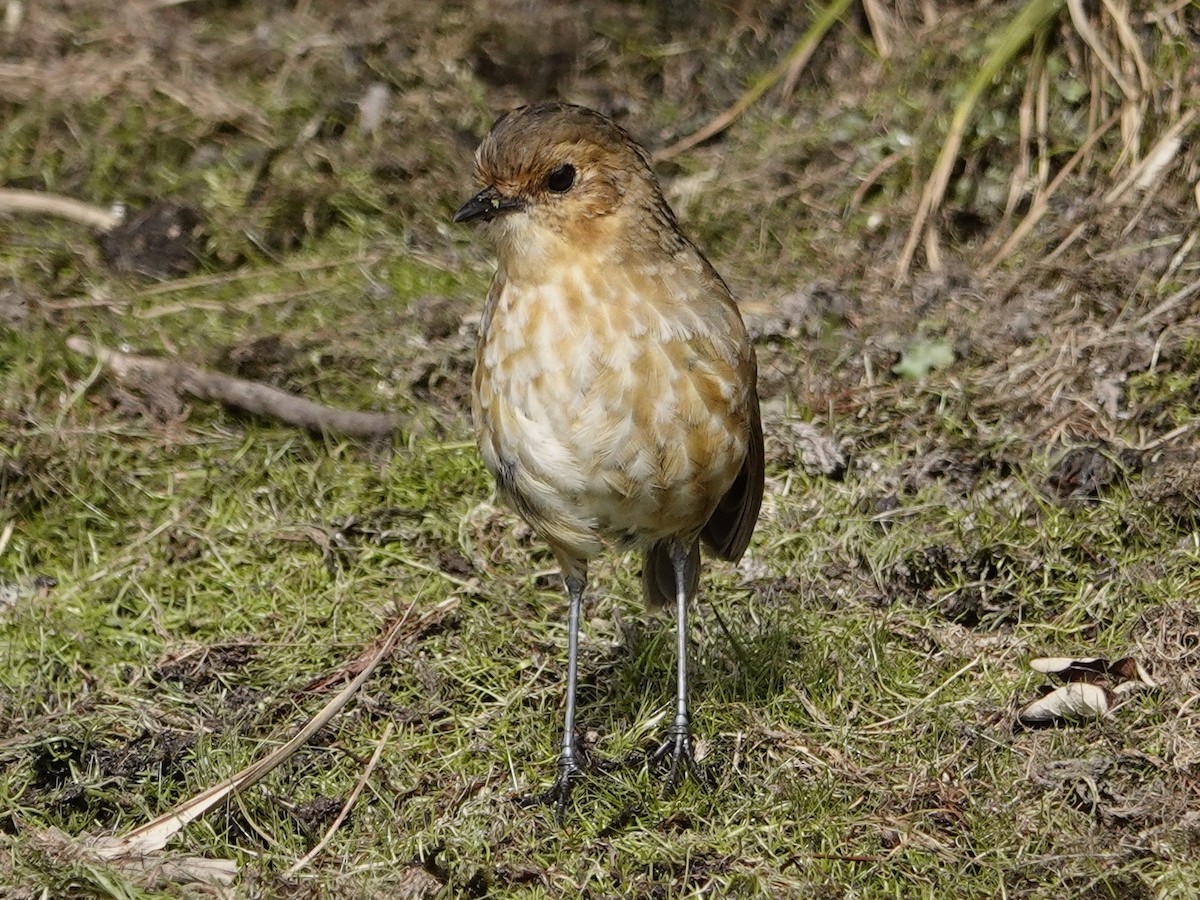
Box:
545 163 576 193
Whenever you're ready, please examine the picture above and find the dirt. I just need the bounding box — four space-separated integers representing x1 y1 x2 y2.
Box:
98 202 205 279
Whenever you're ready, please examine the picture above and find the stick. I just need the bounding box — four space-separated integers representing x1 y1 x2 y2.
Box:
0 188 121 231
66 336 399 438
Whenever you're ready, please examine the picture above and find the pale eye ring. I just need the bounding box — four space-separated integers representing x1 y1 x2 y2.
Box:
545 163 576 193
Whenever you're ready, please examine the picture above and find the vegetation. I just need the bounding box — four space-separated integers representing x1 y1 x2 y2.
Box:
1 1 1197 896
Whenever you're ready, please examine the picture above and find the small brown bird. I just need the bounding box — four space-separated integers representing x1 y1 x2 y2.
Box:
454 102 763 817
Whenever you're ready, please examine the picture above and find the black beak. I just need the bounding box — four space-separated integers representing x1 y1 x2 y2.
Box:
452 186 524 224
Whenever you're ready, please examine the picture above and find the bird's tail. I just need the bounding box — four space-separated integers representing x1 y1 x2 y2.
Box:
641 539 700 611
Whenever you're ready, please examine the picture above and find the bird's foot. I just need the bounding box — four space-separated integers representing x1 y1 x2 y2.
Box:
650 719 704 795
524 749 585 823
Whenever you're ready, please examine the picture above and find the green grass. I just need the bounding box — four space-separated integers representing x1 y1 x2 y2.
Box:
3 1 1199 897
5 326 1196 896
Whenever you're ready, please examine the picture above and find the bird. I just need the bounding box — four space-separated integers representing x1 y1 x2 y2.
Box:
453 102 764 819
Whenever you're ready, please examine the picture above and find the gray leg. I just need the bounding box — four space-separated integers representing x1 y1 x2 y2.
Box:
651 540 702 793
544 571 585 821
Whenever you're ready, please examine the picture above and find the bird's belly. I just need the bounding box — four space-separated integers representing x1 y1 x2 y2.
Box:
473 282 748 561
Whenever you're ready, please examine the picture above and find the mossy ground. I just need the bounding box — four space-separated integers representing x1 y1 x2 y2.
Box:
2 1 1199 897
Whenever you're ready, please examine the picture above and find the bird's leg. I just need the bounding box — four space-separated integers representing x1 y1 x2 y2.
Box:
542 570 586 821
651 540 703 794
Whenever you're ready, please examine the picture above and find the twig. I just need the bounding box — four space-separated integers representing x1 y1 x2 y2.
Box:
0 521 13 558
66 335 400 438
0 188 121 231
653 0 854 162
285 721 395 877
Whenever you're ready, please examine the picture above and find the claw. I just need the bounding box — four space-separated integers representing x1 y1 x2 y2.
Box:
544 760 584 823
650 719 703 795
523 747 584 822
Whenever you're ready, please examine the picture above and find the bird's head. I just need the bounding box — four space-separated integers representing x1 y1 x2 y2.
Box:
453 103 664 269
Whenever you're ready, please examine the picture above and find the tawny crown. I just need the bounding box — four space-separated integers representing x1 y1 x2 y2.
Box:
454 102 662 229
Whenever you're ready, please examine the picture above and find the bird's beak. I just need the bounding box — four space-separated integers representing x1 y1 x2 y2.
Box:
452 186 524 224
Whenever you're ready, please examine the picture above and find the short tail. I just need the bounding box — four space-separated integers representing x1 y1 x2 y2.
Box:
641 539 700 611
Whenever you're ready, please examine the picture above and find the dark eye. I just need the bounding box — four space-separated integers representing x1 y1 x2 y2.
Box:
545 163 576 193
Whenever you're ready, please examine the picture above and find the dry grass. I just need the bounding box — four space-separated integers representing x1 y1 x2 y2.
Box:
2 1 1199 897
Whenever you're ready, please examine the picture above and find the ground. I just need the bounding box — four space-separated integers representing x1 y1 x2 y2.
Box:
1 1 1199 897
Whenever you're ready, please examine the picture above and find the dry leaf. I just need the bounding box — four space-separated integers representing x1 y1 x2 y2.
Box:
1019 681 1113 725
1108 656 1158 688
1019 653 1155 727
1029 655 1155 687
1029 656 1108 679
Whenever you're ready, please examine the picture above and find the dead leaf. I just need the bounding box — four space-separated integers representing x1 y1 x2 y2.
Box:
1108 656 1158 688
1029 657 1110 681
1019 682 1113 725
1018 652 1157 727
1029 655 1156 687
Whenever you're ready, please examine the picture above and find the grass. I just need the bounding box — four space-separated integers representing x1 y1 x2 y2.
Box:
5 333 1196 896
3 0 1200 897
